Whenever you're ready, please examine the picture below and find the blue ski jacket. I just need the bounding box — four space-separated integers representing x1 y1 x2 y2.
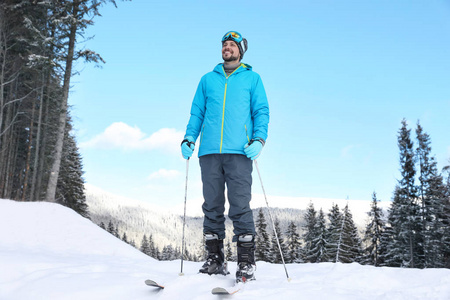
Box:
185 63 269 157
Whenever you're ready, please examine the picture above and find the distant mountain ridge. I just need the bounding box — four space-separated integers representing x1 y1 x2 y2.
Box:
85 184 390 256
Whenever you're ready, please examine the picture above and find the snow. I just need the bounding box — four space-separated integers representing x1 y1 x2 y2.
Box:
1 199 450 300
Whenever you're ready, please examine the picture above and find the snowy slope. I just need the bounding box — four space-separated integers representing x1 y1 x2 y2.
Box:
1 199 450 300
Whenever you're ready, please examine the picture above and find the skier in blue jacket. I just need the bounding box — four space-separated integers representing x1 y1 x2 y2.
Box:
181 31 269 283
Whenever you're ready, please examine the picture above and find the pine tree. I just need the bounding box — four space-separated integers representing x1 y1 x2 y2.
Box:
269 218 286 263
326 203 343 262
99 222 106 230
443 164 450 268
161 245 176 261
338 204 363 263
362 192 386 266
416 123 448 267
107 220 115 235
55 115 88 217
148 234 156 258
122 232 128 244
308 208 328 263
140 234 150 256
302 202 318 263
285 221 302 263
45 0 116 202
386 119 422 268
255 208 271 262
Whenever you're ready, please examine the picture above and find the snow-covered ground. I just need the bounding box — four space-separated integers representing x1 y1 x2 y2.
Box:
1 199 449 300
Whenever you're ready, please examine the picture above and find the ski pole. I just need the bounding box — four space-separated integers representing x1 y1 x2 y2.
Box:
179 158 189 276
254 160 291 282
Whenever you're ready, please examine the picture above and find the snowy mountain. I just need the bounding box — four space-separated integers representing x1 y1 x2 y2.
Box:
1 198 449 300
85 185 312 255
85 184 390 255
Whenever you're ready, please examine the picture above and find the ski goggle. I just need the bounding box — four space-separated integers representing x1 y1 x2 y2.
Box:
222 31 243 43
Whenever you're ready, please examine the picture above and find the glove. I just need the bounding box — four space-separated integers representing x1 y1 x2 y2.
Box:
243 138 264 160
181 136 195 159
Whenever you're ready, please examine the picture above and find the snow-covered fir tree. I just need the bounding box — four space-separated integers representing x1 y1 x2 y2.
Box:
269 218 287 263
337 204 363 263
302 202 318 262
161 245 177 261
56 116 88 218
140 234 151 256
362 192 386 266
326 203 343 262
308 208 328 263
148 234 158 258
255 208 271 262
416 123 448 268
443 164 450 268
122 232 128 244
285 221 302 263
385 119 422 268
107 220 115 235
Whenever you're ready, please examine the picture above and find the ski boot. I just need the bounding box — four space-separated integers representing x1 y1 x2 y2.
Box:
199 233 229 275
236 234 256 283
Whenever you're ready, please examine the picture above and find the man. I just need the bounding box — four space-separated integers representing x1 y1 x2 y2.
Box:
181 31 269 283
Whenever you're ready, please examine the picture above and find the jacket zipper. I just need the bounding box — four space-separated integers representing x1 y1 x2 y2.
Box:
220 64 242 153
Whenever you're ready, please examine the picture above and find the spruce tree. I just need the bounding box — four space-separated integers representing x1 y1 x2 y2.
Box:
99 222 106 230
149 234 156 258
302 202 318 263
326 204 343 262
386 119 422 268
285 221 302 263
255 208 271 262
269 218 286 263
140 234 150 256
308 208 328 263
416 123 448 267
56 115 88 217
107 220 115 235
362 192 385 266
443 164 450 268
338 204 363 263
122 232 128 244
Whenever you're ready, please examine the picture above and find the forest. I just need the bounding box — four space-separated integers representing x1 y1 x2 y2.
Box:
104 121 450 270
0 0 123 216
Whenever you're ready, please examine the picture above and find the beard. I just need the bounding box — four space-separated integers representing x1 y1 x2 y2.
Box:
222 52 240 62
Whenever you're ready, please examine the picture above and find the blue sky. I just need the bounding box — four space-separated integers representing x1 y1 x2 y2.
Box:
71 0 450 210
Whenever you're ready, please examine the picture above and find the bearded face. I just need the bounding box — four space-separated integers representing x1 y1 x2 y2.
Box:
222 40 240 62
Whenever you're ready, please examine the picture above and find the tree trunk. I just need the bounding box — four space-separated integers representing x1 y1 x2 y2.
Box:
45 2 79 203
29 82 45 201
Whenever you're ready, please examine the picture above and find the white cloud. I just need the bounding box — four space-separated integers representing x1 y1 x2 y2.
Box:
147 169 181 180
340 144 361 159
80 122 184 153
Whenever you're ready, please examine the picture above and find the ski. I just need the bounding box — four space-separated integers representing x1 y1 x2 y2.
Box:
144 279 164 289
211 281 246 295
211 286 241 295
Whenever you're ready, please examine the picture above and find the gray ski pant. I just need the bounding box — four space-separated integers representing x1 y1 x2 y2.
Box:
199 154 255 242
